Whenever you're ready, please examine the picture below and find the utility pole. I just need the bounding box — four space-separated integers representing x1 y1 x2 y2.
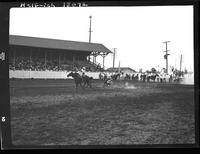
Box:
118 61 121 73
113 48 116 68
175 58 177 70
89 16 92 43
180 54 182 72
163 41 170 74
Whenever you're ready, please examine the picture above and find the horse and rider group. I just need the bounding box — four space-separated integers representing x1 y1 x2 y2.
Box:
67 69 183 90
67 71 93 90
99 72 177 83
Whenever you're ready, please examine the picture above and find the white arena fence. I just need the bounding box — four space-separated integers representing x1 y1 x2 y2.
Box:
9 70 194 84
9 70 101 79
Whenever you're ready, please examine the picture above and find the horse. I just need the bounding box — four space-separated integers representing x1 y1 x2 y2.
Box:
82 74 93 88
132 74 139 81
103 73 108 80
169 74 173 83
158 73 170 83
111 73 120 80
124 74 131 80
140 74 147 82
67 72 83 90
147 74 159 82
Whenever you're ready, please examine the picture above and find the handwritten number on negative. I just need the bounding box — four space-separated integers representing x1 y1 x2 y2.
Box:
2 116 6 122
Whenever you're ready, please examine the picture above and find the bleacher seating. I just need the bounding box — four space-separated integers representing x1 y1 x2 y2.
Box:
9 57 104 72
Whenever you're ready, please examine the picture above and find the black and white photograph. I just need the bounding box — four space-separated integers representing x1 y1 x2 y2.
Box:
0 1 199 149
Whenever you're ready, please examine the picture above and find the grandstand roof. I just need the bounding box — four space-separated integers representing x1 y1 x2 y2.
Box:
9 35 112 54
107 67 136 73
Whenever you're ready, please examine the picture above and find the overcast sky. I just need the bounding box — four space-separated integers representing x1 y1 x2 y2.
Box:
10 6 194 72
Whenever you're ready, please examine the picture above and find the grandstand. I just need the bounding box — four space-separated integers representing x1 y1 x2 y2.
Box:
107 67 136 74
9 35 112 78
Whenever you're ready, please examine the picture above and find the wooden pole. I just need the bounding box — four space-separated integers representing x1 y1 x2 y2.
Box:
180 54 182 72
113 48 116 68
163 41 170 74
89 16 92 43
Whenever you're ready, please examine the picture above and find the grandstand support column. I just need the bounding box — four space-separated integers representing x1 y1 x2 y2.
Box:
50 52 52 63
94 55 97 64
45 51 47 70
73 54 76 65
94 55 96 64
92 51 97 64
102 54 106 69
64 53 66 62
58 53 61 70
13 48 16 69
29 48 32 70
93 54 95 64
87 55 90 62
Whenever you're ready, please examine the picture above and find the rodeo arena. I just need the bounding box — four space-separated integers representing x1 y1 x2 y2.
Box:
9 34 195 145
9 35 193 86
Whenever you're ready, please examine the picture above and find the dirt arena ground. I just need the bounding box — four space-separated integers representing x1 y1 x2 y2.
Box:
9 79 195 146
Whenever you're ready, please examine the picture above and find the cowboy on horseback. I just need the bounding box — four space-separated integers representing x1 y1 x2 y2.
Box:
80 67 93 88
67 71 83 90
103 76 113 87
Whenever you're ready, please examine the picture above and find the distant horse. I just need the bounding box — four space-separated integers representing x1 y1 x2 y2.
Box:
82 74 93 88
140 74 147 82
111 73 120 80
132 74 139 81
169 74 173 83
125 74 131 80
158 74 170 83
103 73 108 80
147 74 159 82
67 72 83 90
132 74 135 80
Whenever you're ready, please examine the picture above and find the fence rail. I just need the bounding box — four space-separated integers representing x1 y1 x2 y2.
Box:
9 70 101 79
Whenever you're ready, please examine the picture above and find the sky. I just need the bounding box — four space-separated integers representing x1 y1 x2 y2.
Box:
9 6 194 72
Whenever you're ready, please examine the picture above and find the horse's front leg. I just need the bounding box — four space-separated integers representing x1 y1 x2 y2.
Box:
75 83 78 92
89 81 92 88
80 81 84 89
81 80 85 88
86 81 90 88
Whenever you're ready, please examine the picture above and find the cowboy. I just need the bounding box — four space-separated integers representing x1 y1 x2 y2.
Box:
104 77 113 87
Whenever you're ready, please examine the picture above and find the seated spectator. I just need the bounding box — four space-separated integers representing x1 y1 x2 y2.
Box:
9 56 105 72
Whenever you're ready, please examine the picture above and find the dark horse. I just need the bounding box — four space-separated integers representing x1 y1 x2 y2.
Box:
67 72 83 90
82 74 93 88
111 73 120 80
146 74 159 82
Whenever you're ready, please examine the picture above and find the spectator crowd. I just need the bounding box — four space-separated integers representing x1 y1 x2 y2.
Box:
9 57 103 72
